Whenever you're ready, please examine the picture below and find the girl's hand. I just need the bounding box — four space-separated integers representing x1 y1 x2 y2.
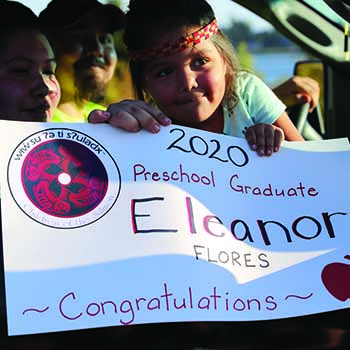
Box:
245 123 285 156
88 99 171 133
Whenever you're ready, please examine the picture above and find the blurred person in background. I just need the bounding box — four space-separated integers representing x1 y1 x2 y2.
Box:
39 0 125 122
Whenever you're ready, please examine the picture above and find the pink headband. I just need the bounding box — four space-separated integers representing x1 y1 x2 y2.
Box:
128 18 218 61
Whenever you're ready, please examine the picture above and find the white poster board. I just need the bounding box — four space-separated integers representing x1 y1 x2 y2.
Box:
0 120 349 336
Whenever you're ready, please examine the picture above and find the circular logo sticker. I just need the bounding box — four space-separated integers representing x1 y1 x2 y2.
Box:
8 128 121 228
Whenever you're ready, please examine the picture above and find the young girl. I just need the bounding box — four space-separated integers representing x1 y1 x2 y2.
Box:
120 0 304 156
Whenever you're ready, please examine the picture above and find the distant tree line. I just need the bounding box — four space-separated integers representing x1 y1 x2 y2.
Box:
222 21 297 51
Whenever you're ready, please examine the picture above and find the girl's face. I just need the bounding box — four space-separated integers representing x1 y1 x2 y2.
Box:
142 34 227 132
0 30 60 122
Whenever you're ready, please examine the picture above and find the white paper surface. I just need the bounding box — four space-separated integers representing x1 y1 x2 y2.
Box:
0 120 349 335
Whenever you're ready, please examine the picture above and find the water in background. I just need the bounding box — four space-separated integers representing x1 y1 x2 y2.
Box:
251 50 310 88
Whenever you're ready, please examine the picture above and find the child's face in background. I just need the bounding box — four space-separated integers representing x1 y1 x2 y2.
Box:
143 36 227 131
0 30 60 122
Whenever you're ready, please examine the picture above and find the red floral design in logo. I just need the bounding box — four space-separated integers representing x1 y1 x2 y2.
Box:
22 140 108 217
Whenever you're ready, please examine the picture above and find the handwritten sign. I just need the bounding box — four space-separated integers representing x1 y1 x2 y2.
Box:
0 120 349 336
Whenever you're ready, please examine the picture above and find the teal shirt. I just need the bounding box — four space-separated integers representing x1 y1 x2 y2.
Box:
223 71 286 137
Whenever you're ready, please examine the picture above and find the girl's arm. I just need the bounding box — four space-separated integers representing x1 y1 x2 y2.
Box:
273 111 304 141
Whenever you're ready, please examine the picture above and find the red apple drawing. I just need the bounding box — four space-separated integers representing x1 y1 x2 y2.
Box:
321 255 350 302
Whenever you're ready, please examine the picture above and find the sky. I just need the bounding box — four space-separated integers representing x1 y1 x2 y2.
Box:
21 0 273 32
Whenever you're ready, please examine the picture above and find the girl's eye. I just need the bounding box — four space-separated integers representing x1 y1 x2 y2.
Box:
100 34 114 45
157 67 173 77
42 62 57 77
43 70 56 77
9 68 30 75
193 57 209 67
